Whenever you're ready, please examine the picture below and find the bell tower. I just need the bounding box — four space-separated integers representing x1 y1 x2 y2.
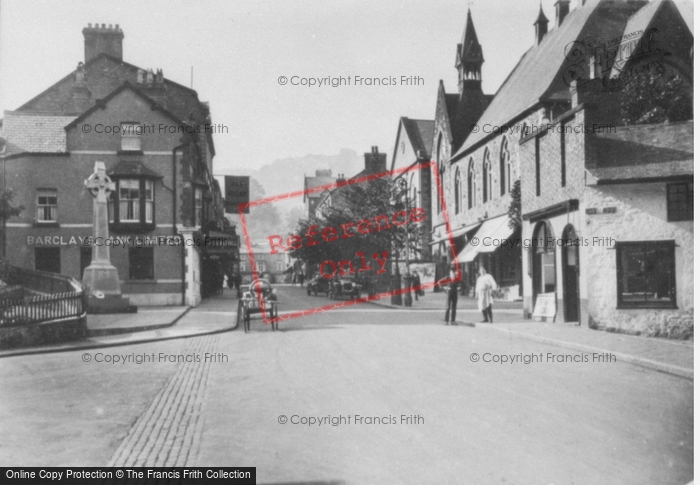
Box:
455 8 484 95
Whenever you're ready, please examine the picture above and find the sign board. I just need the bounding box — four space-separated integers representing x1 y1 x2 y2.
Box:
532 292 557 322
224 176 250 214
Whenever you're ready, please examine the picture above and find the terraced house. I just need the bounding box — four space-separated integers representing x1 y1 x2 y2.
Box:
0 24 238 307
437 0 693 332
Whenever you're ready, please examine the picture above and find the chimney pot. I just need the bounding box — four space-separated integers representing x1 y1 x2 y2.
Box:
83 22 124 62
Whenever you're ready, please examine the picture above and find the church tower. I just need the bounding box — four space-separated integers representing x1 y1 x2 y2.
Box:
455 9 484 96
451 7 489 149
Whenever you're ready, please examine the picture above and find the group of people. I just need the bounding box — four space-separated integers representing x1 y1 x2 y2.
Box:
224 272 243 298
441 266 497 326
291 272 306 286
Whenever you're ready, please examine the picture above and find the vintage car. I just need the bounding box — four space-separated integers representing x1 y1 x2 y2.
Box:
237 279 279 332
306 275 331 296
328 278 361 300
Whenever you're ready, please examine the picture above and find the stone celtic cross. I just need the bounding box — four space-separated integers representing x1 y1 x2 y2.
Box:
85 161 115 203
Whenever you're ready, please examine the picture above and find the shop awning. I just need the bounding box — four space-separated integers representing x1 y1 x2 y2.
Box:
456 214 514 263
430 221 481 245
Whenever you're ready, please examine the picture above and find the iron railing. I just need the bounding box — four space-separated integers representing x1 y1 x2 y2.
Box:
0 265 86 327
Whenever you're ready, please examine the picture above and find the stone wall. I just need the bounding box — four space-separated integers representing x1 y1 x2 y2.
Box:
584 182 693 335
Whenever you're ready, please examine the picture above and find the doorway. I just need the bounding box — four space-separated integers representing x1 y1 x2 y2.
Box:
562 225 580 322
533 222 556 297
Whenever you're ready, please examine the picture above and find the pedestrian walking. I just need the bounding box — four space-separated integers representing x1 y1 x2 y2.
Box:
441 269 460 325
412 271 421 301
476 266 498 323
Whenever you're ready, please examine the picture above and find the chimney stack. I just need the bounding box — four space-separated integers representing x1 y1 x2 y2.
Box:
555 0 570 27
83 23 124 63
364 146 387 174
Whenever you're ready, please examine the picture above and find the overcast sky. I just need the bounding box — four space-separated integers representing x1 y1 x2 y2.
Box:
1 0 636 174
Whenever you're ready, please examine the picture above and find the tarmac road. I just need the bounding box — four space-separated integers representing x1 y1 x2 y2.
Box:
0 286 692 484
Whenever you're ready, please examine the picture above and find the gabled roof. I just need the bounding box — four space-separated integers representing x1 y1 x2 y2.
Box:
64 81 186 131
303 173 335 201
16 53 209 131
1 111 76 155
401 117 435 157
588 121 693 183
611 0 693 76
673 0 693 35
453 0 636 159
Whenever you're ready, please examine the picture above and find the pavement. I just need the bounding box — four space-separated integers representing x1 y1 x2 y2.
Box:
0 287 693 380
370 287 694 379
0 291 238 358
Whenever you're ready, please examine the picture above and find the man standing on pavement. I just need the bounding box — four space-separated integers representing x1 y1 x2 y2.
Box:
233 272 242 298
412 270 421 302
476 266 498 323
441 269 460 325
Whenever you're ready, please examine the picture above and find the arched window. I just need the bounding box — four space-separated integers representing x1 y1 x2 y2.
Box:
454 169 462 214
483 148 492 203
500 138 511 196
467 158 476 210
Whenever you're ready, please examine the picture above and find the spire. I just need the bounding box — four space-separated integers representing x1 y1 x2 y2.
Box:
455 7 484 94
534 2 549 45
460 9 484 65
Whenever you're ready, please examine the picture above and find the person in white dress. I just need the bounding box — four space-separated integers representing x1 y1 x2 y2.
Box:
475 266 498 323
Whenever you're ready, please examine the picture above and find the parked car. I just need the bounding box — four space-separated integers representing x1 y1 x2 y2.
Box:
328 278 361 300
306 275 331 296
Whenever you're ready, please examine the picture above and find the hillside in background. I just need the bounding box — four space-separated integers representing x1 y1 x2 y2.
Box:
222 148 366 238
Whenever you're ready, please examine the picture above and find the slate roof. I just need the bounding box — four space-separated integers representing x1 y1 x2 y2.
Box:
588 121 693 183
611 0 693 76
402 117 435 158
65 82 187 131
303 173 335 201
453 0 636 158
16 53 210 131
108 160 164 179
458 9 485 65
1 110 76 154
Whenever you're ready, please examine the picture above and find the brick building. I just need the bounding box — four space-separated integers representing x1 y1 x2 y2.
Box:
0 24 237 307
